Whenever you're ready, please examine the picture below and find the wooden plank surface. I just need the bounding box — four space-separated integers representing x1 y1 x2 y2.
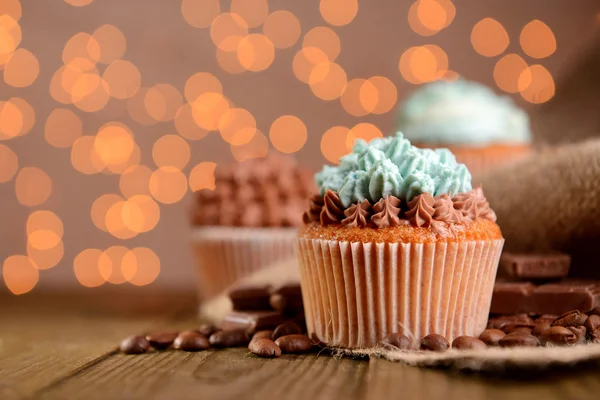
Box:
2 290 600 400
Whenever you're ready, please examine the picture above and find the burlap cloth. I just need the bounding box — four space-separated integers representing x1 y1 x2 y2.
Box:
200 139 600 372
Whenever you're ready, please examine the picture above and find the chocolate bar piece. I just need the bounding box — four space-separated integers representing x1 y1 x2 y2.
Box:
220 311 286 333
269 284 303 316
491 280 600 315
228 285 272 311
500 252 570 279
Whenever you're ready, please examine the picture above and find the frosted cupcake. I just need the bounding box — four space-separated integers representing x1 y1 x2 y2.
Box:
396 79 531 176
297 132 504 349
192 155 314 301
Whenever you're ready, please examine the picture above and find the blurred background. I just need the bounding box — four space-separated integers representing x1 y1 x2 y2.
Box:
1 0 599 294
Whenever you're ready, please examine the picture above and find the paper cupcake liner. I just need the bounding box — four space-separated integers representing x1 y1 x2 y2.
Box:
192 227 298 300
297 238 504 349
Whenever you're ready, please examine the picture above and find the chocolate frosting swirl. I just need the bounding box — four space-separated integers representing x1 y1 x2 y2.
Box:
371 196 402 228
452 191 479 220
405 193 435 227
432 194 462 223
320 190 345 225
473 187 497 222
342 200 372 227
302 194 324 224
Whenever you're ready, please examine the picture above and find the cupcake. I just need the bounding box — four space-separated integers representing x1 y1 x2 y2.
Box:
192 155 314 301
396 79 531 176
297 132 504 348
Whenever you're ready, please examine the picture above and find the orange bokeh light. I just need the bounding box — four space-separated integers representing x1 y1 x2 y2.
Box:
103 142 140 175
152 134 191 169
149 166 188 204
184 72 222 103
191 92 231 130
120 165 152 198
0 15 22 59
218 108 257 145
71 136 105 174
319 0 358 26
3 48 39 87
303 27 340 62
269 115 307 154
210 12 248 52
237 33 275 72
0 0 22 21
73 249 105 288
174 103 209 141
91 193 122 231
27 210 64 237
263 10 301 49
144 83 183 122
27 230 61 251
293 47 329 84
341 79 372 117
321 126 350 164
346 123 383 148
520 20 556 59
518 64 555 104
65 0 94 6
45 108 83 148
71 73 111 112
230 0 269 28
27 241 64 270
399 45 447 84
63 32 101 64
181 0 220 29
94 123 135 165
9 98 34 137
408 0 454 36
0 99 23 139
122 248 161 286
189 162 217 191
309 62 348 101
2 255 39 295
127 87 158 126
471 18 509 57
230 130 269 162
15 167 52 207
216 46 247 74
494 54 528 93
367 76 397 114
105 201 138 239
92 24 126 64
98 246 130 284
0 144 18 182
103 60 141 99
122 195 160 233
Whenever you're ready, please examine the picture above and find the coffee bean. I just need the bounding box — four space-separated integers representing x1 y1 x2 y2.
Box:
591 328 600 343
498 332 540 348
452 336 487 350
538 326 576 346
478 329 506 346
209 329 250 348
501 323 534 334
568 326 586 344
146 332 178 350
274 334 313 353
532 322 552 337
173 331 210 352
380 333 412 350
251 330 273 342
249 338 281 358
120 335 150 354
536 314 558 322
272 322 302 340
420 334 449 352
589 307 600 317
552 310 588 327
584 314 600 333
487 315 533 330
197 324 216 337
269 294 286 313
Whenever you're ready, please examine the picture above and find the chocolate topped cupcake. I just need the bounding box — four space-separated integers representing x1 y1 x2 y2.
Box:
192 155 314 300
297 132 504 348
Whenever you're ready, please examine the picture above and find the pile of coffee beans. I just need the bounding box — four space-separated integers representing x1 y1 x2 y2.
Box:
119 322 315 358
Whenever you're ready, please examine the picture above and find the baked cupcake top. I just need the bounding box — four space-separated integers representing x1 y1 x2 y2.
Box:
303 132 498 237
396 79 531 146
194 155 315 227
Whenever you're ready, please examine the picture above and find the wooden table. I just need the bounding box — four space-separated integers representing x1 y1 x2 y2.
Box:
2 289 600 400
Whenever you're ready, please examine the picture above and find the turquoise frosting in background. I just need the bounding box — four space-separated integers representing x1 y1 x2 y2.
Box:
316 132 472 207
396 79 531 146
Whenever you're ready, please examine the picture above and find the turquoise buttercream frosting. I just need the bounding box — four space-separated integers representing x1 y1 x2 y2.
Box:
315 132 472 207
396 79 531 145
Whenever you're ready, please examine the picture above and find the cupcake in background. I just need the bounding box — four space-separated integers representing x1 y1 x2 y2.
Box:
298 132 504 349
396 79 531 176
192 155 314 301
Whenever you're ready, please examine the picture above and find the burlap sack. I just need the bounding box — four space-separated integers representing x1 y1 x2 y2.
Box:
477 138 600 278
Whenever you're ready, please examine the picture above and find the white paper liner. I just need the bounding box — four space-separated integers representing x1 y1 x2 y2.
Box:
297 238 504 349
192 227 298 300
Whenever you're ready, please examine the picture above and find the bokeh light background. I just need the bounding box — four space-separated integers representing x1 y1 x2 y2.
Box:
1 0 599 294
